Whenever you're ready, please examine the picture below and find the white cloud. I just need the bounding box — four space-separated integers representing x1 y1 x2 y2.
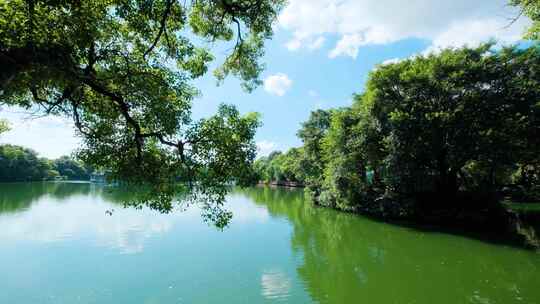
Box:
279 0 530 58
285 39 302 51
308 36 326 50
256 140 278 157
308 90 319 97
286 36 326 51
381 58 403 65
263 73 293 96
424 18 524 54
329 33 364 58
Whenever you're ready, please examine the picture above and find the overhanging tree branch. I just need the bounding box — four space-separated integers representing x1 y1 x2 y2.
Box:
143 0 173 59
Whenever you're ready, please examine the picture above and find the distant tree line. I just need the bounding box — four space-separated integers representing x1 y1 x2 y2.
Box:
252 44 540 221
253 149 306 186
0 144 92 182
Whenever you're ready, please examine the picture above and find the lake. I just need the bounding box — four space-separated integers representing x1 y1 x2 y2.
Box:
1 182 539 304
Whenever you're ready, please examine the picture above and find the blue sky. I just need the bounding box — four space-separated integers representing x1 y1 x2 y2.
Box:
0 0 531 158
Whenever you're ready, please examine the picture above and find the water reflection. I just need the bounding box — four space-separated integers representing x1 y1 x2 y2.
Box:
0 183 539 304
0 182 179 254
0 182 88 214
0 182 137 215
0 183 270 255
241 186 540 304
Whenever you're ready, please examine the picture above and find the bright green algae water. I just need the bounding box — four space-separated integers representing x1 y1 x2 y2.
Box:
0 182 539 304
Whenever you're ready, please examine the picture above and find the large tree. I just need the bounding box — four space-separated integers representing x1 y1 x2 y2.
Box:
0 0 285 226
365 44 540 198
318 107 366 210
290 44 540 213
297 109 332 199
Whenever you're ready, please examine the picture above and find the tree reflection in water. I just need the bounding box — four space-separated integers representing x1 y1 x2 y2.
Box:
241 186 540 304
1 184 539 304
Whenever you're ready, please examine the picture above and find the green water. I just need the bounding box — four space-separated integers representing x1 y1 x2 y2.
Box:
1 183 539 304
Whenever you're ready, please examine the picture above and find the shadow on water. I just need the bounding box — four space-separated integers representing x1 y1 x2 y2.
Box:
239 186 540 304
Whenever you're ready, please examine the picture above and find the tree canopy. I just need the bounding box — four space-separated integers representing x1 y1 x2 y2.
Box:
0 144 57 182
0 0 285 226
297 109 332 198
53 155 92 180
253 148 306 186
255 44 540 216
359 44 540 199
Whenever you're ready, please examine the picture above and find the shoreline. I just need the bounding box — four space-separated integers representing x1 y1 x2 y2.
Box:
256 184 540 250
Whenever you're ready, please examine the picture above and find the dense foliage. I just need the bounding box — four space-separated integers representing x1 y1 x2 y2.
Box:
255 44 540 218
253 109 333 190
253 148 306 185
53 155 92 180
0 0 285 225
0 144 92 182
297 109 332 198
0 144 55 181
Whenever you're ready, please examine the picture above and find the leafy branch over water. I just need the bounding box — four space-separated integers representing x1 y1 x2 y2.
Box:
0 0 285 226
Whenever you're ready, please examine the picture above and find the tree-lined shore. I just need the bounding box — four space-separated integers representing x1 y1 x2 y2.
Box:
0 0 539 232
252 44 540 245
0 144 92 182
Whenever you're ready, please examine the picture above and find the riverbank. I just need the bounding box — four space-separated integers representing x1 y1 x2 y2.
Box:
259 184 540 249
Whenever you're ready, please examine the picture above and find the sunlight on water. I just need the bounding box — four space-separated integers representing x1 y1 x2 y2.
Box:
261 269 292 301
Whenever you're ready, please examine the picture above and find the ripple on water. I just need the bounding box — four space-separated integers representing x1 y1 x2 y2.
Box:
260 269 292 301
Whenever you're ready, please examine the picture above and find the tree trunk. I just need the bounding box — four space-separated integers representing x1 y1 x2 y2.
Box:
437 151 458 198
